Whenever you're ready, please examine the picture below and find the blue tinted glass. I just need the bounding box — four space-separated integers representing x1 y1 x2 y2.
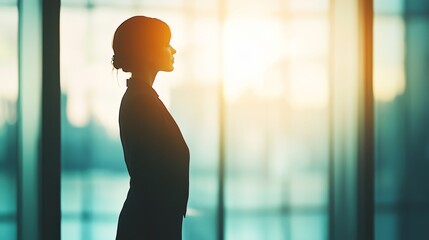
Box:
375 0 429 239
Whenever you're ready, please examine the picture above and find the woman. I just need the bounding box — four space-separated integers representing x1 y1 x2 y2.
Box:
112 16 189 240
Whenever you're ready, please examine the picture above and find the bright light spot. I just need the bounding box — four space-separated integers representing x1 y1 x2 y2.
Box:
373 16 405 102
223 18 283 101
223 17 329 109
283 19 328 60
287 0 329 12
0 9 18 126
289 63 328 109
66 93 89 127
374 65 405 102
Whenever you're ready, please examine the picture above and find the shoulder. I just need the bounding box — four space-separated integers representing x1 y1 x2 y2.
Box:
120 88 163 124
121 88 160 112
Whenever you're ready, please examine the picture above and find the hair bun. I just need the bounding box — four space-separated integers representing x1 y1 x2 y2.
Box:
112 54 122 70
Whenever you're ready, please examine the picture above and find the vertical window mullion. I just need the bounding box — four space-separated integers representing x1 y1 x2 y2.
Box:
17 0 61 239
329 0 374 239
40 0 61 239
217 0 226 239
357 0 374 239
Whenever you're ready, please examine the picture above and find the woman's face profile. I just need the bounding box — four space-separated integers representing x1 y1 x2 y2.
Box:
142 42 176 73
157 43 176 72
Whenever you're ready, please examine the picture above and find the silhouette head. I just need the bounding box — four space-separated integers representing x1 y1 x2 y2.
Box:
112 16 176 73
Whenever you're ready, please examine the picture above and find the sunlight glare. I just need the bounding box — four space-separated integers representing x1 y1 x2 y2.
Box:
223 17 329 110
288 63 328 109
373 16 405 102
223 18 283 100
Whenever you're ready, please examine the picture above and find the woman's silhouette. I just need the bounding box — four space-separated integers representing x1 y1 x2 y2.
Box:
112 16 189 240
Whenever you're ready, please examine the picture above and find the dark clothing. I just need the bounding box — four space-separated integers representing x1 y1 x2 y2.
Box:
116 79 189 240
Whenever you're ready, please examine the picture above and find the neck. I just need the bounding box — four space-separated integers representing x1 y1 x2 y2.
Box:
131 68 158 87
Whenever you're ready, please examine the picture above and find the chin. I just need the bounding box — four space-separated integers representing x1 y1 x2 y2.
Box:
159 62 174 72
164 65 174 72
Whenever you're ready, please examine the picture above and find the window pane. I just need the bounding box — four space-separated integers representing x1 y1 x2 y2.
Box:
0 5 18 240
375 0 429 239
223 3 329 240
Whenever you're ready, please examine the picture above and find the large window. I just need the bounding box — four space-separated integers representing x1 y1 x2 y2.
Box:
60 0 329 239
0 2 18 240
4 0 428 239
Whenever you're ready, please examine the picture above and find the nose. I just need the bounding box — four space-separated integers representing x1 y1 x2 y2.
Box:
171 46 177 54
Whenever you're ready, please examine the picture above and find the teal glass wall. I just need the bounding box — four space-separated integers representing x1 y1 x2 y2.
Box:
374 0 429 239
0 2 18 240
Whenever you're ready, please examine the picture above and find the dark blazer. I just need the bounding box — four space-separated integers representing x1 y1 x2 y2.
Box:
116 79 189 239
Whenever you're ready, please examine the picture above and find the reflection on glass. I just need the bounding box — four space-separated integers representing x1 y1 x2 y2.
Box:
0 5 18 240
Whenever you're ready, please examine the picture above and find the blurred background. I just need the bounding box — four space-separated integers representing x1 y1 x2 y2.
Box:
1 0 429 239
